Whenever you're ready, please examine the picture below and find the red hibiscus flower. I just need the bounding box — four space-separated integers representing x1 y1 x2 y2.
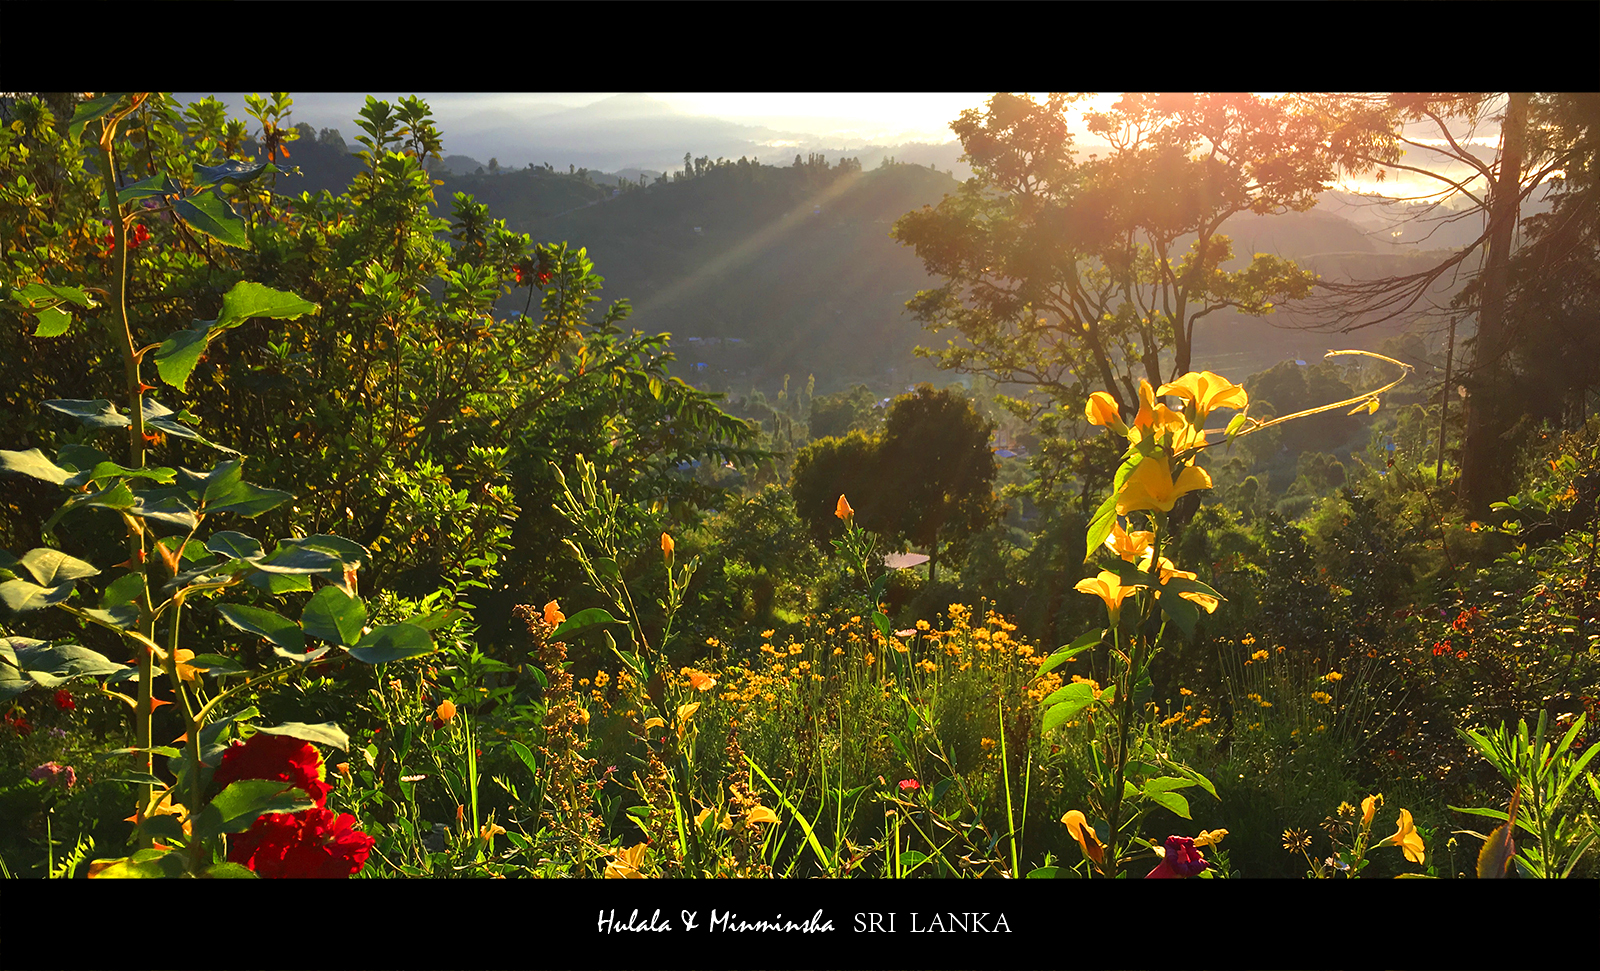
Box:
54 689 75 710
228 805 374 878
1146 835 1209 878
210 732 331 807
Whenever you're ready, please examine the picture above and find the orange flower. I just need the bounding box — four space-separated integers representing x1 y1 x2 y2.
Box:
1130 379 1205 452
1115 455 1212 515
835 494 854 521
1157 370 1248 424
173 648 201 682
1075 570 1144 625
661 532 675 559
1062 810 1105 866
1377 808 1426 864
543 600 565 627
1085 391 1126 432
1104 520 1155 562
686 669 718 692
435 699 456 724
1139 552 1219 613
1362 793 1382 826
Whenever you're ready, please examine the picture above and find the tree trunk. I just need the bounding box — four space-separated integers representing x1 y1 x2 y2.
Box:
1461 92 1528 513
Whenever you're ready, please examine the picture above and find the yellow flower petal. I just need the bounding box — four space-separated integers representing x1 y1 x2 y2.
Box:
745 805 780 825
1115 456 1213 515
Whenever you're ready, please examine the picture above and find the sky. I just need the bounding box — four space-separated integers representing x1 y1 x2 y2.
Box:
173 91 1504 203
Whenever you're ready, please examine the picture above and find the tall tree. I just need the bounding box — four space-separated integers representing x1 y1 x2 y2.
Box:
892 93 1330 423
1294 93 1583 510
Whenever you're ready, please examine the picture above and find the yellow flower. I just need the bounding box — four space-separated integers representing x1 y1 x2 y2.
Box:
1157 370 1248 424
543 600 565 627
1139 551 1219 613
676 701 701 724
1193 828 1228 848
1115 455 1213 515
1104 520 1155 562
1378 808 1426 864
604 842 648 878
745 805 780 825
1362 793 1382 826
686 669 717 692
1311 691 1333 705
1085 391 1126 432
1075 570 1144 626
173 649 201 682
643 716 665 731
435 699 456 723
1130 379 1206 452
661 532 675 559
1062 810 1105 866
835 494 854 520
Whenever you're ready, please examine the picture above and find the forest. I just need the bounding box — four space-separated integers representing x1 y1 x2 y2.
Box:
1 91 1597 886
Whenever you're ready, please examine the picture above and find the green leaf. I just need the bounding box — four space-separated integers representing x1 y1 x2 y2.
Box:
402 608 463 631
90 851 186 879
1037 629 1101 678
548 606 623 642
0 448 72 485
174 191 249 249
34 305 72 337
1085 493 1118 563
214 281 318 331
346 623 433 664
206 531 265 562
14 282 96 311
193 159 270 189
252 544 342 574
202 480 293 518
281 534 371 574
246 572 312 595
152 326 211 392
0 579 75 612
193 780 316 842
101 576 148 613
117 173 177 204
215 604 304 654
1143 775 1197 795
1042 683 1097 732
300 585 366 646
1041 680 1096 709
200 862 259 878
64 461 177 490
256 720 349 751
593 557 622 582
7 641 123 685
42 399 129 430
185 653 247 676
19 548 99 586
1145 788 1191 819
1155 588 1200 639
871 610 893 645
68 93 128 143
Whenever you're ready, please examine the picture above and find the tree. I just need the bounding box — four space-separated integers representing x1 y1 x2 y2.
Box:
874 385 998 583
1293 93 1589 510
789 386 998 583
892 93 1331 423
807 383 879 440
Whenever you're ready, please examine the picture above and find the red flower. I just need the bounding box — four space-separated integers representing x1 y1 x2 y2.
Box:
898 778 920 791
1146 835 1209 878
54 689 75 710
4 711 32 736
228 805 374 878
210 732 331 807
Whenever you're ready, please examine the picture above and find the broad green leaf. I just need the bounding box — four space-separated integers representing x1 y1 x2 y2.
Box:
141 398 209 443
1143 775 1197 794
1025 866 1062 878
174 191 249 249
68 93 128 143
1041 680 1096 710
1037 629 1101 678
184 653 247 676
193 779 315 841
252 545 340 574
215 604 304 654
34 305 71 337
102 572 146 608
548 606 623 642
300 585 366 646
256 720 349 751
19 548 100 586
0 579 75 612
193 159 270 189
117 173 177 204
1155 588 1201 639
593 557 621 582
65 461 177 489
9 641 123 684
402 608 463 631
1145 788 1191 819
1085 493 1118 563
152 326 211 392
42 398 129 429
206 531 265 562
90 851 187 879
0 448 72 485
128 495 198 531
80 605 138 630
55 443 110 472
200 862 259 878
283 534 371 573
871 610 893 645
214 281 318 331
347 623 432 664
245 572 312 594
203 480 293 518
14 282 96 310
